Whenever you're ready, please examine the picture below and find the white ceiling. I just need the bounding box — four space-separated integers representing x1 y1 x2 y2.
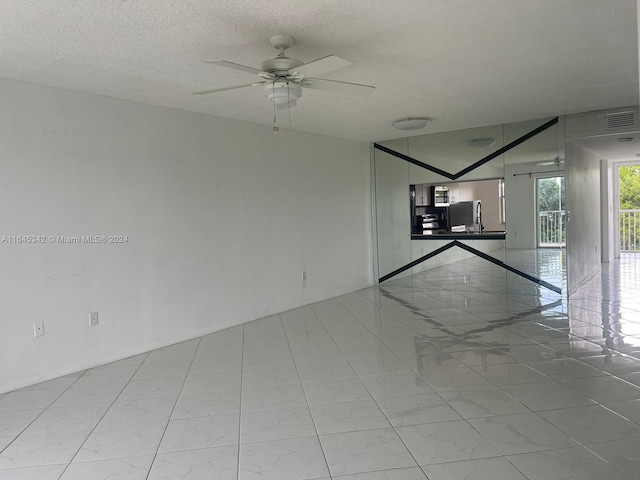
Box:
570 133 640 161
1 1 638 142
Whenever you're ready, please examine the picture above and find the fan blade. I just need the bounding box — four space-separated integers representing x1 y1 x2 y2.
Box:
192 82 266 95
292 55 353 77
301 78 375 97
202 60 261 75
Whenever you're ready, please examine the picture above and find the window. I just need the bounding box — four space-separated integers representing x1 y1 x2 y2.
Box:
536 176 565 247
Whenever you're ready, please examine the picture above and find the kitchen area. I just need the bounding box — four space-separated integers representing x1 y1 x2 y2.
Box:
411 179 505 239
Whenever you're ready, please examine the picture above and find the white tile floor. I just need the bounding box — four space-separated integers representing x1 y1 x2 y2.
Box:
1 250 640 479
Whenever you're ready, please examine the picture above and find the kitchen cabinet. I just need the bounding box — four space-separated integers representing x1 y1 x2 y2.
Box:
415 184 429 206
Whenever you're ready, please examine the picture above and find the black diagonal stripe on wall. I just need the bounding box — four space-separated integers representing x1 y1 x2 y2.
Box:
373 116 559 180
373 143 456 180
379 240 562 294
378 241 458 282
453 241 561 293
453 117 558 179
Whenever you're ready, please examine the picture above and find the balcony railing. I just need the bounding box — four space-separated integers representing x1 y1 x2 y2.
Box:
620 209 640 252
538 210 566 247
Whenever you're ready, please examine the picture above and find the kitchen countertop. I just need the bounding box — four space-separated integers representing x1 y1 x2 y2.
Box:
411 231 506 240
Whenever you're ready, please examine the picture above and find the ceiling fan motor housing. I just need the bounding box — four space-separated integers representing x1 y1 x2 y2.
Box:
260 57 303 76
269 34 295 50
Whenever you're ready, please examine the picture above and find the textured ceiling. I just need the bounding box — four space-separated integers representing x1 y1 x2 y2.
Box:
571 134 640 161
1 1 638 142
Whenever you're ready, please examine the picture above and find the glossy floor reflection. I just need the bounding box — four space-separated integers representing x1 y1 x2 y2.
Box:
1 251 639 479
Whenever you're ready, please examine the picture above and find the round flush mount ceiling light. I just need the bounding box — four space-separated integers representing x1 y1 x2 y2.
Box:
466 138 497 148
392 118 430 131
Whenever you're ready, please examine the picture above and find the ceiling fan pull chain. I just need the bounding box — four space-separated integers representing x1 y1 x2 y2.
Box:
287 82 291 129
272 83 279 133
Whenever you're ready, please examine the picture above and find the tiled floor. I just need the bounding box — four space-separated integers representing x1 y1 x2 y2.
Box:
1 250 640 479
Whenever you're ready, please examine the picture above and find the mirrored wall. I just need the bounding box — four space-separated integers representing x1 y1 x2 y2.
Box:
373 116 565 301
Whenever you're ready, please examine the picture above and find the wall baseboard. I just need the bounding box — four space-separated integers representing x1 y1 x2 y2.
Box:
0 282 374 394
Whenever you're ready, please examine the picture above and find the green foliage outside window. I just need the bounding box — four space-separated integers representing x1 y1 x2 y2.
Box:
620 165 640 251
538 177 565 245
620 165 640 209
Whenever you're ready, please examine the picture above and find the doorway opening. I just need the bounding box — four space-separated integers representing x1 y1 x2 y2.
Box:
619 164 640 252
536 176 566 247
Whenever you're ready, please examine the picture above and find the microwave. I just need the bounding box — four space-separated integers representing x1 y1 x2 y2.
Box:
432 186 450 207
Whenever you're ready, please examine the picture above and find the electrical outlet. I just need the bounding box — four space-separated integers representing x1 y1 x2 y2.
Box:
90 312 99 326
34 322 44 337
302 271 307 287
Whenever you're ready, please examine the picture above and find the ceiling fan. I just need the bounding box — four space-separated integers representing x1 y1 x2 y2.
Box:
193 35 375 108
537 157 564 167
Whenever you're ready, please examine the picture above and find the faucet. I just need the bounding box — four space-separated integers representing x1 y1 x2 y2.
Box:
475 201 483 233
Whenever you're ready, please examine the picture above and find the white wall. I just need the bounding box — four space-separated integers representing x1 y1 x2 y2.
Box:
466 179 502 231
601 160 615 262
565 142 601 294
0 79 373 393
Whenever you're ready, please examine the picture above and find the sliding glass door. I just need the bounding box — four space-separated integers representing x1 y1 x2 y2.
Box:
536 176 566 247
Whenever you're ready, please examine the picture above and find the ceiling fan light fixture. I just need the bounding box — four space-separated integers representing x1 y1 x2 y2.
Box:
264 82 302 106
392 118 430 131
466 138 496 148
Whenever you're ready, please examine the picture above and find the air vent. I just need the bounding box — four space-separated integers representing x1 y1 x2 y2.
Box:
605 111 637 130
